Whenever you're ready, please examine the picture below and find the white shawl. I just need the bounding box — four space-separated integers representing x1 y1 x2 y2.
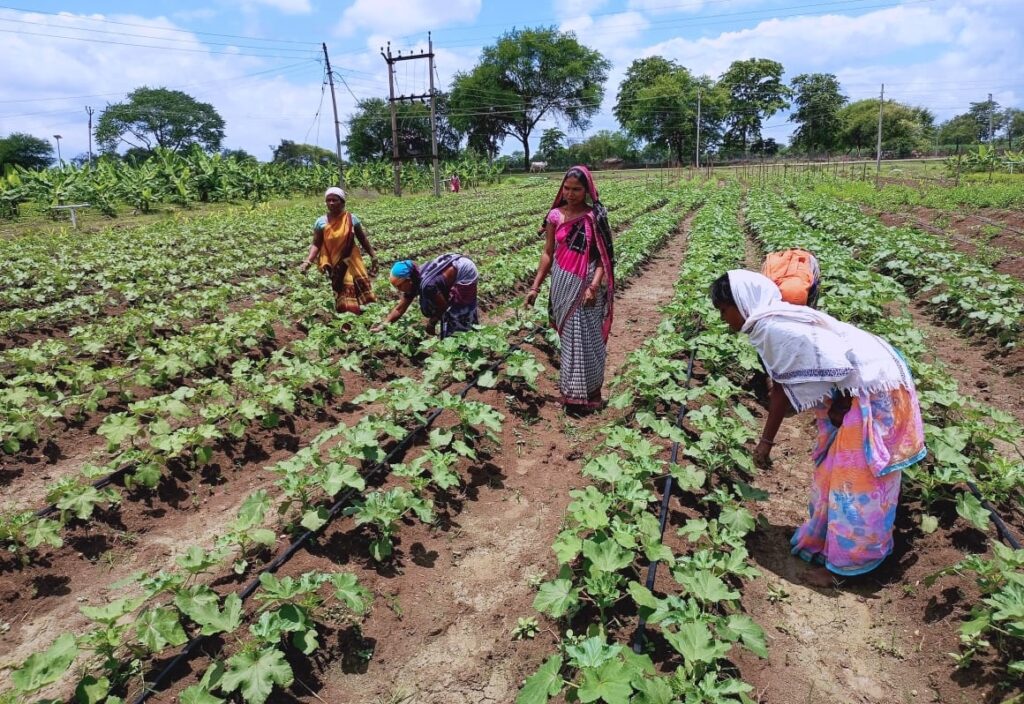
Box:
728 270 913 412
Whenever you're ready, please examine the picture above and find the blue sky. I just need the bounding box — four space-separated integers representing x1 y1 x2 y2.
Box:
1 0 1021 160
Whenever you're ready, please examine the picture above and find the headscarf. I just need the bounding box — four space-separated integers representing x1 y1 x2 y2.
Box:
727 270 913 412
553 165 616 341
325 186 346 200
390 260 415 279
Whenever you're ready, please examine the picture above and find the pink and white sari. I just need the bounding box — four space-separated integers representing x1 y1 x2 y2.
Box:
545 166 615 408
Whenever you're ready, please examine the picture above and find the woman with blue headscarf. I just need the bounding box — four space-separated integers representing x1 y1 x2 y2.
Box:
373 253 479 338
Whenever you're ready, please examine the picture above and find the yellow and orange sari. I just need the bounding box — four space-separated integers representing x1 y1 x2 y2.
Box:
316 212 376 313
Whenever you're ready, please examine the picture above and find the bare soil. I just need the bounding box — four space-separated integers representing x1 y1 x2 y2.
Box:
736 412 1000 704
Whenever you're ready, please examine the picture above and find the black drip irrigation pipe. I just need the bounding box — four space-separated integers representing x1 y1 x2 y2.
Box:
632 345 698 654
966 480 1022 550
127 339 526 704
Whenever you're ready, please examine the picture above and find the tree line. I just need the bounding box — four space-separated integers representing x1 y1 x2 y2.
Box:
3 26 1022 173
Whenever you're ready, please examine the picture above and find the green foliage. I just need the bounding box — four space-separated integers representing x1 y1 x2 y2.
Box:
449 26 610 169
270 139 338 167
718 58 791 154
837 99 934 156
0 132 54 170
615 56 722 164
95 87 225 156
344 96 460 163
789 73 847 153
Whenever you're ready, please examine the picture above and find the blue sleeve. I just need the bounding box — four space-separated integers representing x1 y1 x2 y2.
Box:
314 215 328 233
351 213 361 227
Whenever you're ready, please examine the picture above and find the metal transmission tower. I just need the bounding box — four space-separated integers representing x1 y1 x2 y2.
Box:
381 33 441 197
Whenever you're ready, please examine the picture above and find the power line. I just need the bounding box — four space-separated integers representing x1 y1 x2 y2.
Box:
0 59 320 105
0 5 319 45
0 26 318 59
0 14 323 54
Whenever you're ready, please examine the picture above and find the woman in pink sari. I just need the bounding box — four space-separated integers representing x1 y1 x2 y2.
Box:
525 166 615 412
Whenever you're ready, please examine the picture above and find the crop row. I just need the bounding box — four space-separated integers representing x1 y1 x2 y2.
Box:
518 185 770 703
789 189 1023 346
2 179 704 704
808 176 1024 211
1 181 694 568
0 180 671 461
0 182 554 332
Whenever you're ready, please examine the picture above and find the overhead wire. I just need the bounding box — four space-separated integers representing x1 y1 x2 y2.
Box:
0 5 319 45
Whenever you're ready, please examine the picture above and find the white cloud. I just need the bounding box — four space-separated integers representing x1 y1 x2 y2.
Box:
627 2 1022 142
239 0 312 14
0 10 330 160
556 0 610 20
335 0 481 40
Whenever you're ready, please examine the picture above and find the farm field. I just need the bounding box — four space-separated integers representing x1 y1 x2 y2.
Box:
1 173 1023 704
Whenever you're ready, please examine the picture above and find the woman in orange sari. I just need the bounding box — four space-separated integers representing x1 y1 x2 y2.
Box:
300 187 379 313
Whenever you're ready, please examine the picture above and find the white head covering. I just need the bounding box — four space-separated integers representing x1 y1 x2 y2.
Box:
325 186 346 200
727 270 913 411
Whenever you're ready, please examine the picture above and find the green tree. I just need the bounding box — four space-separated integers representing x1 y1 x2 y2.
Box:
538 127 567 162
449 27 610 170
221 148 257 163
614 57 722 165
1005 108 1024 150
937 114 978 148
838 99 933 156
344 96 460 163
0 132 54 170
967 98 1005 143
271 140 338 167
788 73 847 153
719 58 791 155
95 87 225 156
565 130 637 166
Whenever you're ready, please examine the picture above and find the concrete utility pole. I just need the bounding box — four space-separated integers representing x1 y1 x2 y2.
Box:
427 32 440 197
695 88 701 169
381 38 440 197
85 106 94 167
53 134 63 167
322 43 346 188
875 83 884 186
988 92 994 143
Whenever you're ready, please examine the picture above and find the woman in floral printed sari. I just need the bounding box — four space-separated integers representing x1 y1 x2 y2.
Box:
711 270 927 576
300 187 379 314
525 166 615 413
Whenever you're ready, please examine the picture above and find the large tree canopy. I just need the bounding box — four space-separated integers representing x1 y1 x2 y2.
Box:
271 140 338 167
719 58 791 154
449 27 609 170
344 96 460 163
0 132 54 171
96 87 225 156
838 99 933 156
788 73 847 153
614 56 722 165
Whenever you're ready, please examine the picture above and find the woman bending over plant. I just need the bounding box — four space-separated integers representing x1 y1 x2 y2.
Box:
711 270 926 577
373 253 479 338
